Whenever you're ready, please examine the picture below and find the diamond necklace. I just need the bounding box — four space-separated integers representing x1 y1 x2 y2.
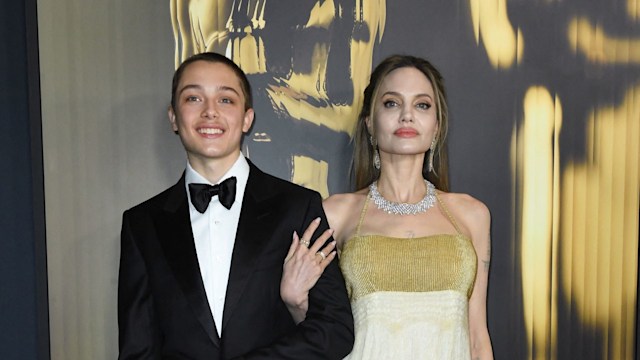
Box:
369 180 436 215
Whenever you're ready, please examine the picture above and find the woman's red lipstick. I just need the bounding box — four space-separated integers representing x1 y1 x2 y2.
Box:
394 128 418 137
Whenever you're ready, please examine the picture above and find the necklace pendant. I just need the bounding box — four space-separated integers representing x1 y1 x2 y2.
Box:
369 180 436 215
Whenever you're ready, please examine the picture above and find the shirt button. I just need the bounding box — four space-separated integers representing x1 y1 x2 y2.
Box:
214 220 220 225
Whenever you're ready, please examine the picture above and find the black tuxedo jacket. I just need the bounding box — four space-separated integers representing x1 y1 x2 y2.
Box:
118 162 354 359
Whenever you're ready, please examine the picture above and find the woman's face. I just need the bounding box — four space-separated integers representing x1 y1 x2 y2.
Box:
368 66 438 159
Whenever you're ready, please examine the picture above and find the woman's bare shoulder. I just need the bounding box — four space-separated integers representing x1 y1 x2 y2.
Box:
324 189 368 218
437 191 490 238
323 189 369 244
439 191 489 216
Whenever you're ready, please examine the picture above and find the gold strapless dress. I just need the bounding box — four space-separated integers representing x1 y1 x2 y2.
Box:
339 195 477 360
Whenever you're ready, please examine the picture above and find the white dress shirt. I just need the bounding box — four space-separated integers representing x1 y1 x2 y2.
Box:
185 154 249 337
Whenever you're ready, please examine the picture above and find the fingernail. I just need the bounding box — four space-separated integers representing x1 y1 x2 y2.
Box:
293 231 298 240
329 229 335 235
314 217 321 223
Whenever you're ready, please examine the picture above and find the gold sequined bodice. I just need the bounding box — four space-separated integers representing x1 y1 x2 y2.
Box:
339 193 477 301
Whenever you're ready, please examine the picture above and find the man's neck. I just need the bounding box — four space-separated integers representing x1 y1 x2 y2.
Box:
187 151 242 184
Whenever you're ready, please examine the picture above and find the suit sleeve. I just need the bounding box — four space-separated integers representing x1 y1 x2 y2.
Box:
231 192 355 360
118 211 161 359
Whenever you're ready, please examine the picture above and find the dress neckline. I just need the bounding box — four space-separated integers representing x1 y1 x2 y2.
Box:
353 187 464 238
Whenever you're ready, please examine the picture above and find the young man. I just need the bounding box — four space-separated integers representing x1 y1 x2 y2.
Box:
118 52 354 359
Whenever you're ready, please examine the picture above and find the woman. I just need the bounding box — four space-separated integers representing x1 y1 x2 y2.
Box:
281 55 493 359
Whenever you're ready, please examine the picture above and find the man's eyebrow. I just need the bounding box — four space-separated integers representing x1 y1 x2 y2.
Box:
178 84 203 95
217 85 241 96
178 84 241 96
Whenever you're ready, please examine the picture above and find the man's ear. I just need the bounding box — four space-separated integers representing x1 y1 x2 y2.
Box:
242 108 255 133
168 105 179 134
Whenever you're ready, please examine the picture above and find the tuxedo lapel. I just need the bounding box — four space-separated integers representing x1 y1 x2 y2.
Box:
155 175 221 347
222 164 281 329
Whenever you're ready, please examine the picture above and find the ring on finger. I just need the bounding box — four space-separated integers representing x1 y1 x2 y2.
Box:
300 239 310 247
317 250 326 260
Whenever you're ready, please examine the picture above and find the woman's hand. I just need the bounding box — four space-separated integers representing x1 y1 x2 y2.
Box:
281 217 336 324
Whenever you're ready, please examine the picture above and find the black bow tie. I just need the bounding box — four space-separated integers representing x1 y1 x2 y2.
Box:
188 177 237 213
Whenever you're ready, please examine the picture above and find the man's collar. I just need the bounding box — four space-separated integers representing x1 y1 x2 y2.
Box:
185 154 250 186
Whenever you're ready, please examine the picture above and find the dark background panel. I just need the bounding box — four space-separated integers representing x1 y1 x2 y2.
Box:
0 0 49 359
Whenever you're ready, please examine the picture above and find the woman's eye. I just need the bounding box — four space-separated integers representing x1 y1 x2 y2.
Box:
383 100 398 108
185 95 200 102
417 102 432 110
220 98 233 104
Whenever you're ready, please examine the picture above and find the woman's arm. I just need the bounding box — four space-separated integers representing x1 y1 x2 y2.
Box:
464 197 494 360
279 193 356 323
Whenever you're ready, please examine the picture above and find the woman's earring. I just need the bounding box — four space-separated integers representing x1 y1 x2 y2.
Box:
374 150 381 170
370 135 381 170
428 138 436 173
